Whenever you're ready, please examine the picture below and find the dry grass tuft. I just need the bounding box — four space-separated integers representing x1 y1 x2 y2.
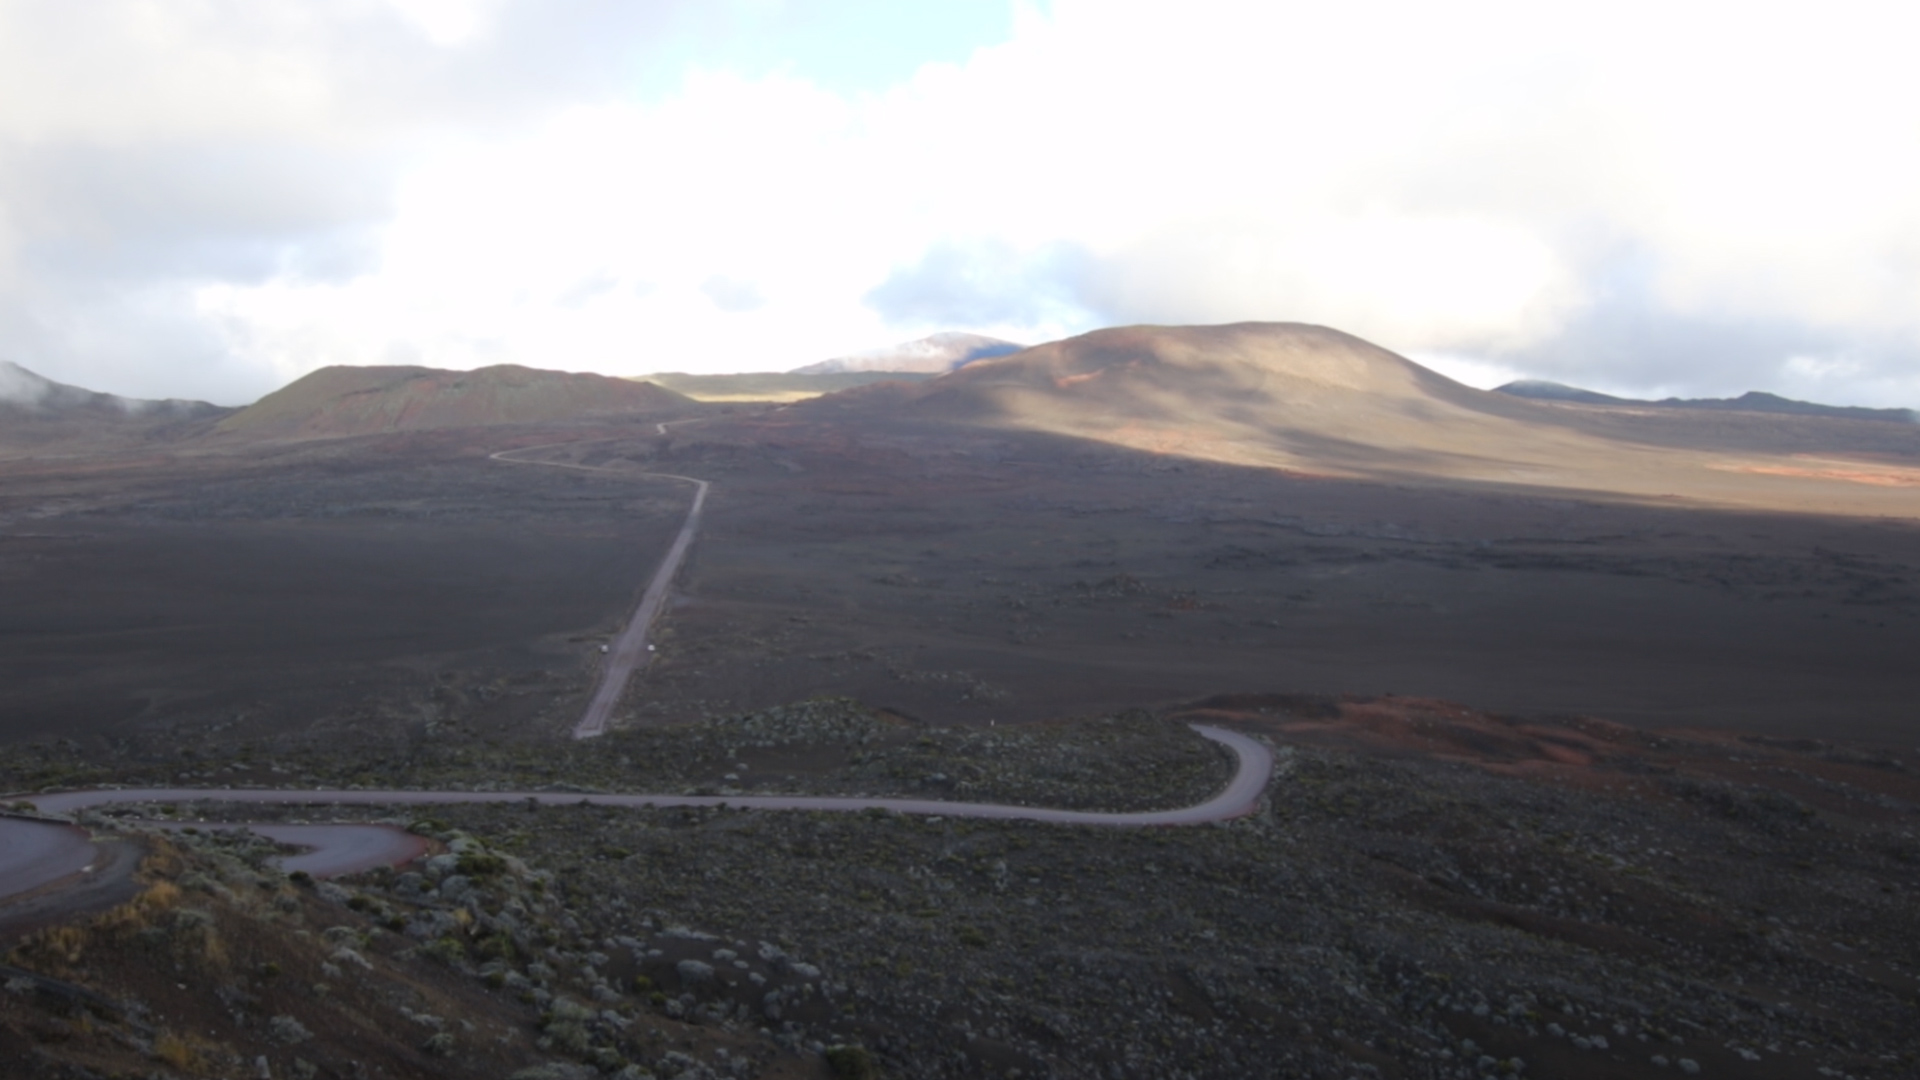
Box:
152 1030 207 1070
92 879 182 936
16 924 88 969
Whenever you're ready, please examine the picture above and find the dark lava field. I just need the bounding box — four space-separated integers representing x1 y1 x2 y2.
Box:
5 326 1920 1079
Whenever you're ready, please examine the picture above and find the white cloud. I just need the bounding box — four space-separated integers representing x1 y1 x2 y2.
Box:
383 0 504 47
1403 352 1532 394
6 0 1920 406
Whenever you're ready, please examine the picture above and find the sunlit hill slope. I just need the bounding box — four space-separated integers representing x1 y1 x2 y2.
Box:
214 364 694 440
805 322 1920 516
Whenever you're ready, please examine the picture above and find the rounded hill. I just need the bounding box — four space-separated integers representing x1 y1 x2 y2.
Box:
799 321 1920 515
214 364 695 440
801 322 1547 459
895 322 1483 416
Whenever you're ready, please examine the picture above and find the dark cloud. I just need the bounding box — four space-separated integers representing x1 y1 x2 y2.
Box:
0 280 275 406
1501 306 1843 398
4 140 390 284
6 2 1915 409
0 137 392 402
0 0 699 399
1488 254 1918 403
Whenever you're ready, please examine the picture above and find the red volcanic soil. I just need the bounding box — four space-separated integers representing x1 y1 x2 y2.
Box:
1175 692 1920 815
213 363 695 440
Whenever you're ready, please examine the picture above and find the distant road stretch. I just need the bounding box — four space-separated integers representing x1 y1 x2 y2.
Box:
1 726 1273 904
489 439 709 739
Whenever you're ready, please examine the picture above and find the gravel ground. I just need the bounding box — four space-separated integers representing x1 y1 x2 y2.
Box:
8 697 1920 1079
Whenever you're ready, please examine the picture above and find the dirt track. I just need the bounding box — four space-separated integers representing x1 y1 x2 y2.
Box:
489 441 710 737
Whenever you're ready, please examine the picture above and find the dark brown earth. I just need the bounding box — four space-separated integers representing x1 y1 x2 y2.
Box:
0 429 694 748
612 406 1920 743
9 406 1919 753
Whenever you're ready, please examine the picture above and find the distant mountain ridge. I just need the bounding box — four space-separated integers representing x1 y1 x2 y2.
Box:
792 322 1920 518
1497 379 1916 423
792 332 1023 375
0 360 230 448
0 360 227 420
215 364 694 440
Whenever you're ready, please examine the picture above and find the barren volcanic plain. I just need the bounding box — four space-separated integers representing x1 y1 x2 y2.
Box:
4 324 1919 1080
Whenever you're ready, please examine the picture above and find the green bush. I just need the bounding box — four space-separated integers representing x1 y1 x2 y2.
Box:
825 1044 880 1080
473 932 517 962
543 1020 590 1055
456 851 507 877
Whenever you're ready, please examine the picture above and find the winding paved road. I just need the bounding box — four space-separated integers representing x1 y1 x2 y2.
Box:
488 440 708 739
1 725 1273 913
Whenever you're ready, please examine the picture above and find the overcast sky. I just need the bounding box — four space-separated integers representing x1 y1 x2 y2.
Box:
3 0 1918 408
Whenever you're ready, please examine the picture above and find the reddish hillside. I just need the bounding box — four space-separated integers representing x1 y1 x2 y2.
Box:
214 364 695 440
800 322 1920 516
807 322 1511 421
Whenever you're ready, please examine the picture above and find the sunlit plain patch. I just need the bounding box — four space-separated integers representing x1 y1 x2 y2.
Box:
1711 456 1920 488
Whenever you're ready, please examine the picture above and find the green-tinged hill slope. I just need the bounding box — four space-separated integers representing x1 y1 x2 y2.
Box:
215 364 695 440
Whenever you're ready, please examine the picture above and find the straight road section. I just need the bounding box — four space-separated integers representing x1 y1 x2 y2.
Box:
488 441 708 738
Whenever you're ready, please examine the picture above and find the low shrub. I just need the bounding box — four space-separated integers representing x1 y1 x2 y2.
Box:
825 1044 880 1079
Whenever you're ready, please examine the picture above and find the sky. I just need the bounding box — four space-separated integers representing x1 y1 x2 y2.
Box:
2 0 1919 408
